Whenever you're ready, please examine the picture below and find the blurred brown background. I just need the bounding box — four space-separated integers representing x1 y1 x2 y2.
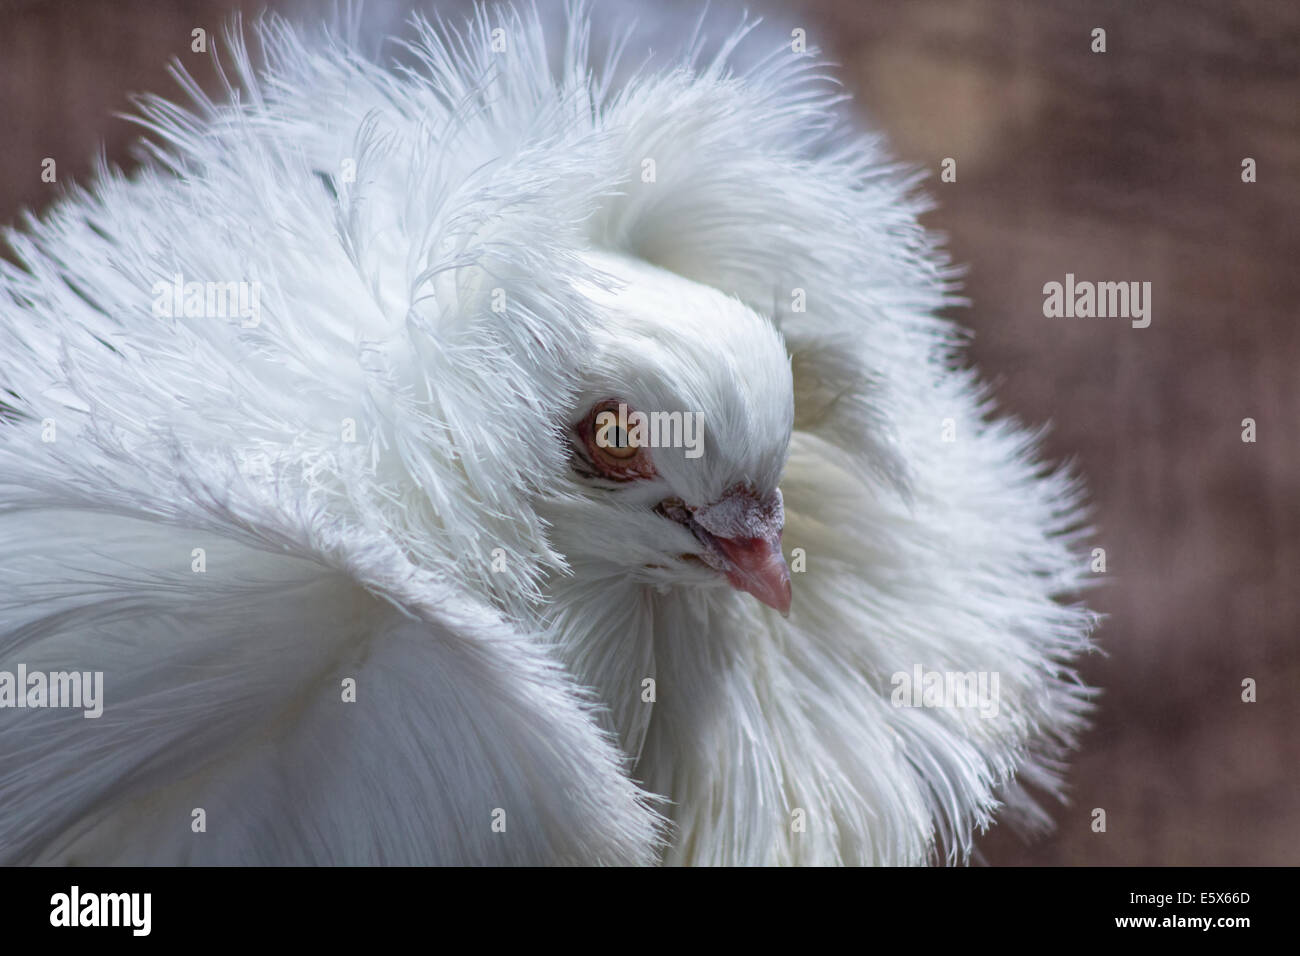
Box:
2 0 1296 864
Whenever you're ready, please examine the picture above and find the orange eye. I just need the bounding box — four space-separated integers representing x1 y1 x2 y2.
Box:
593 416 640 459
579 399 657 481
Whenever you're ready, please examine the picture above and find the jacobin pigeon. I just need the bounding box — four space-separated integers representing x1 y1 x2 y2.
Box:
0 3 1097 864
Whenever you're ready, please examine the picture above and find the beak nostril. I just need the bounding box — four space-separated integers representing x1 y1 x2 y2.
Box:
692 484 785 542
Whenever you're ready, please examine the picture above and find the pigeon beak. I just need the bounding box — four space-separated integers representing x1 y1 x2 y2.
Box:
661 484 793 616
711 532 792 617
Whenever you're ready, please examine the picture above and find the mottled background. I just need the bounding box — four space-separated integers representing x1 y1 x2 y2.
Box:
2 0 1296 864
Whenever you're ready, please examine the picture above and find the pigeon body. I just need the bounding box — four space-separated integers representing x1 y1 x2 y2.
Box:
0 4 1097 865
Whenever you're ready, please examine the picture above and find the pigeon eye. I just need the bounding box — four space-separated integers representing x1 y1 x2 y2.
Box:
576 399 657 481
596 422 639 459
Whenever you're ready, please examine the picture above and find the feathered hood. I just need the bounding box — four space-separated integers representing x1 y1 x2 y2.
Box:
0 2 1097 864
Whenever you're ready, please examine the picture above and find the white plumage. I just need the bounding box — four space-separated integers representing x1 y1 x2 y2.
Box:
0 2 1097 865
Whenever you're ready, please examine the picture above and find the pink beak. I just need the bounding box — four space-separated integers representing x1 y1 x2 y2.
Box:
689 486 792 617
710 533 793 616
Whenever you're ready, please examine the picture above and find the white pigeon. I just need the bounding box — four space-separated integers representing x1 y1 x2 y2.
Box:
0 3 1098 865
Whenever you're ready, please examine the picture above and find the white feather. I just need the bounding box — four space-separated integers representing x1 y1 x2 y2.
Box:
0 1 1097 865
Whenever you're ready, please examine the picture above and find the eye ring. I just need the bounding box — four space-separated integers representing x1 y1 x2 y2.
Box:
577 399 657 481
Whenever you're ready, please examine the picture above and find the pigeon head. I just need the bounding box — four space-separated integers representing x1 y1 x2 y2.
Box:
547 250 795 614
